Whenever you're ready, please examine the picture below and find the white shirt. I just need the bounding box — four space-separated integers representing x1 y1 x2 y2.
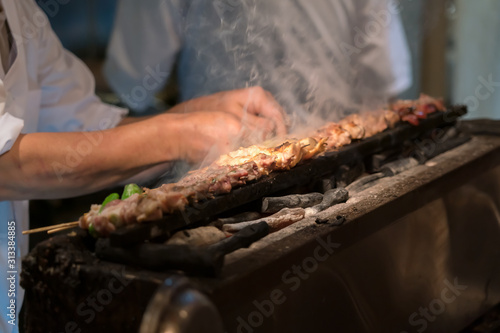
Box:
0 1 127 332
104 0 411 127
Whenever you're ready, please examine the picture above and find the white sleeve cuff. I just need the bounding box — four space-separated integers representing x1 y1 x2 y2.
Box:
0 112 24 156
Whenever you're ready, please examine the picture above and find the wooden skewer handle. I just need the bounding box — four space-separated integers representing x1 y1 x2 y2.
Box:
47 225 79 234
22 221 79 235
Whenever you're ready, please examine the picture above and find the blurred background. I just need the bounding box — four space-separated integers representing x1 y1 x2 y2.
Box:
37 0 500 118
28 0 500 246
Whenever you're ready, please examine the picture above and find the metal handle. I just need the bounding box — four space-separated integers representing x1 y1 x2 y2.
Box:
139 276 224 333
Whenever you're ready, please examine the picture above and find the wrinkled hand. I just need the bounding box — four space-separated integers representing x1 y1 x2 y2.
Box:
172 111 248 164
170 87 288 141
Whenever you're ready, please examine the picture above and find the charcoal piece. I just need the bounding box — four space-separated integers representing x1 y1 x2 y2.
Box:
380 157 419 176
345 173 387 194
347 157 420 195
346 155 421 194
208 222 269 254
407 134 471 163
261 192 324 213
369 147 402 172
211 212 262 228
305 188 349 217
422 135 471 162
96 223 270 277
222 208 306 233
166 226 227 248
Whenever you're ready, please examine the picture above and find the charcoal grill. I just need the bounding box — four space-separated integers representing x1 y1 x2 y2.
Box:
20 108 500 333
108 106 467 247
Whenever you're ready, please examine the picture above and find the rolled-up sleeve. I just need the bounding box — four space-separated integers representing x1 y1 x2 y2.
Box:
0 110 24 155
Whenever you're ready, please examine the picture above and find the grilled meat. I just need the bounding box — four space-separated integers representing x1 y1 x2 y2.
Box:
314 123 352 149
78 95 446 236
391 94 445 125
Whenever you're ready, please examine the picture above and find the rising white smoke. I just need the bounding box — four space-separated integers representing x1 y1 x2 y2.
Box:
155 0 410 183
177 0 404 130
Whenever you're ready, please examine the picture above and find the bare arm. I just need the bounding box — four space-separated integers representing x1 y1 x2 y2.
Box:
0 87 287 201
117 115 151 126
0 113 183 201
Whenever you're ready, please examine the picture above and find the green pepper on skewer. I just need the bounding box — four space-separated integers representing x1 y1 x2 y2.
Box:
99 192 119 213
88 223 99 238
121 183 142 200
91 184 141 237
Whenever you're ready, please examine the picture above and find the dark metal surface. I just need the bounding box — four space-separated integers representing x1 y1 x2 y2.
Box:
139 277 224 333
110 106 467 247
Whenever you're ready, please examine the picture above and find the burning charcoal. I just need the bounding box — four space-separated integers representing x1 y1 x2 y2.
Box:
345 171 388 193
380 157 419 176
222 208 306 233
304 188 349 217
208 222 269 255
404 126 469 163
407 134 470 163
166 226 228 248
346 158 420 195
212 212 262 228
261 192 324 214
426 136 471 162
369 147 402 172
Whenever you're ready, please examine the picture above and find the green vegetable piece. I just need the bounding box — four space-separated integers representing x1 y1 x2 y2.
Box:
121 183 142 200
99 192 119 213
88 223 99 238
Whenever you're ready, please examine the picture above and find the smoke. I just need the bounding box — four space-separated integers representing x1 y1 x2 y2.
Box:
153 0 406 185
153 160 192 187
177 0 398 130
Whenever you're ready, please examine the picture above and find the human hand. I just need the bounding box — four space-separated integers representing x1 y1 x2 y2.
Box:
170 87 288 141
170 111 250 164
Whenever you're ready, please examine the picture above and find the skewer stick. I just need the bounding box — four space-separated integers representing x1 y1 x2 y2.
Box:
47 224 79 234
22 221 79 235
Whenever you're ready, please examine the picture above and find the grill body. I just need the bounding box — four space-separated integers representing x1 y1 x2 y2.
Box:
21 134 500 333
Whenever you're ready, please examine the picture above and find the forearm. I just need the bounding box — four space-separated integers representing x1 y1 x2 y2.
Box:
118 115 152 126
0 114 182 200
